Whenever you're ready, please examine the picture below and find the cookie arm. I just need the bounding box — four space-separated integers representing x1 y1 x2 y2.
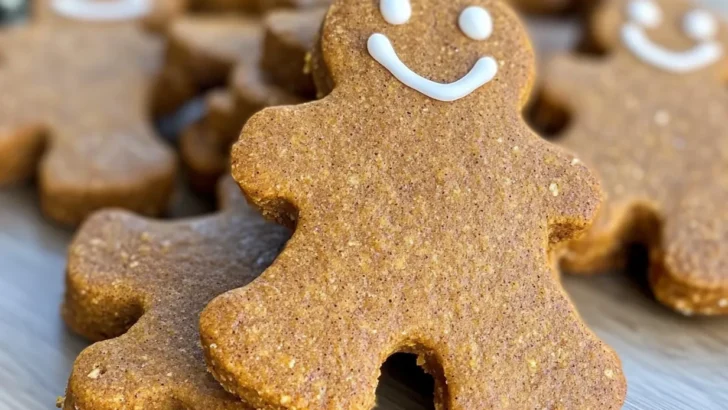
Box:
522 136 603 252
0 126 46 185
63 211 151 342
232 103 321 229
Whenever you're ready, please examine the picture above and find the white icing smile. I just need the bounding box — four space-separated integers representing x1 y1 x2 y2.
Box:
621 0 723 73
369 0 498 102
52 0 151 21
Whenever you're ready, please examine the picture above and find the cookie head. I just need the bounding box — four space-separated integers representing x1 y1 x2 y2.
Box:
321 0 535 107
593 0 728 75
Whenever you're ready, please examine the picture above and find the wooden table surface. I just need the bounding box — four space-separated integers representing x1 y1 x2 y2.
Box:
1 2 727 409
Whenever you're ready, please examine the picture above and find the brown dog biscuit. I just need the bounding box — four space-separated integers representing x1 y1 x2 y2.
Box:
180 9 321 192
200 0 626 408
0 5 176 226
540 0 728 315
61 176 290 409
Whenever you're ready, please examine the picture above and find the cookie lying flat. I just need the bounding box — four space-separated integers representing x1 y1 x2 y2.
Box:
0 1 176 225
201 0 626 408
180 8 323 191
540 0 728 315
151 15 262 116
61 176 290 409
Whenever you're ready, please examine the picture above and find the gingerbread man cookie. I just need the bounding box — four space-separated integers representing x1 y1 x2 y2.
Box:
61 176 290 409
0 0 177 225
200 0 626 408
540 0 728 315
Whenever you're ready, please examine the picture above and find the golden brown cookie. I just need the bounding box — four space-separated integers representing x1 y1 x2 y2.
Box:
61 176 290 409
540 0 728 315
180 8 323 192
200 1 626 408
0 2 176 226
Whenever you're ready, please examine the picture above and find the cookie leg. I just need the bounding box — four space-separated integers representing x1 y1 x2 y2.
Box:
38 130 176 226
63 211 148 341
201 253 397 409
651 190 728 315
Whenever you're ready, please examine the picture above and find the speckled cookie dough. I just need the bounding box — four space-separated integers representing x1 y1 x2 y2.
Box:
180 8 324 192
0 0 176 226
540 0 728 316
200 0 626 408
61 176 290 409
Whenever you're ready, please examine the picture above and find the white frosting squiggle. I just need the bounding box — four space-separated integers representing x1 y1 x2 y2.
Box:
621 23 723 73
52 0 151 21
367 33 498 102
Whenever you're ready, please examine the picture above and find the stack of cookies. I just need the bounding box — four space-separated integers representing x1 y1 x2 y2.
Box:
0 0 725 408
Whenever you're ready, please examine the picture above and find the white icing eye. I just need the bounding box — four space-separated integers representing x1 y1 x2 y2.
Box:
684 9 718 42
380 0 411 25
458 6 493 41
628 0 662 28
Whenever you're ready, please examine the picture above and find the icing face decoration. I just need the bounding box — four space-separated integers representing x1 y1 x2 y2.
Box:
368 0 498 102
621 0 723 73
52 0 151 21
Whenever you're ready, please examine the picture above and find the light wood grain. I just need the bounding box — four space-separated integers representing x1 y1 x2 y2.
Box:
2 2 728 409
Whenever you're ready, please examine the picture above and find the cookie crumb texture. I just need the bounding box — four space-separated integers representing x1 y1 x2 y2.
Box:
542 0 728 315
0 6 176 225
201 0 625 408
62 177 290 409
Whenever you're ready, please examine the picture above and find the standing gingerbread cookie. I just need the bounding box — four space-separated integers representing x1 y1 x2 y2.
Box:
540 0 728 315
200 0 626 408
